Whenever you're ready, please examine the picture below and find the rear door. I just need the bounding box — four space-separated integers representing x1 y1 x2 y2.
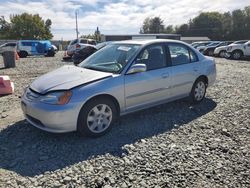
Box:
124 44 171 110
167 43 200 98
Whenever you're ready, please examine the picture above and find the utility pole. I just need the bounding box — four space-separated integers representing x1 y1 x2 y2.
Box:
75 10 79 39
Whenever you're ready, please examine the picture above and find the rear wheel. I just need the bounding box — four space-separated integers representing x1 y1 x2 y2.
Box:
18 51 28 58
208 50 214 56
77 97 117 137
232 50 243 60
190 78 207 104
219 50 226 58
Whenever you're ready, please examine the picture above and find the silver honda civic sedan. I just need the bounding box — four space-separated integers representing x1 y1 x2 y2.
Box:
21 39 216 137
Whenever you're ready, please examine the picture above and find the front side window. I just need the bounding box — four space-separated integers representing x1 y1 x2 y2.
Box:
168 43 198 66
135 45 166 71
80 44 140 73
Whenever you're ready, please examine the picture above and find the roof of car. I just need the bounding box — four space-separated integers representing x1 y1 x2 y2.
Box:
112 39 186 45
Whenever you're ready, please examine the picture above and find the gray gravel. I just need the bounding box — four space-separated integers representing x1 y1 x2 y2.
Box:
0 54 249 188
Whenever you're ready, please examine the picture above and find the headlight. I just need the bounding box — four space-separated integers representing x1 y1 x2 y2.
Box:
40 91 72 105
227 47 232 51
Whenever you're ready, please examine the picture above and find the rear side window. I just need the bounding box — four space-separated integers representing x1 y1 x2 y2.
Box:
88 40 96 45
5 43 16 47
168 43 198 66
80 39 88 44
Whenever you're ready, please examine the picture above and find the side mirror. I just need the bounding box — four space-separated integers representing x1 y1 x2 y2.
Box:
127 63 147 74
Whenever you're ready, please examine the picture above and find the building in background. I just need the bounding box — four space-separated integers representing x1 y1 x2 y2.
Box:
181 36 210 44
101 34 181 42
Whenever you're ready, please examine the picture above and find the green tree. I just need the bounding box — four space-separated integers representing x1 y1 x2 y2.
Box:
231 9 246 40
140 17 164 33
80 27 101 42
244 6 250 39
190 12 223 40
0 13 53 40
164 25 175 33
0 16 11 39
175 24 189 36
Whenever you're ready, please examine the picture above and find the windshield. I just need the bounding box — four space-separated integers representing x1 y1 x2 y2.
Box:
195 42 211 47
206 42 220 47
79 44 141 73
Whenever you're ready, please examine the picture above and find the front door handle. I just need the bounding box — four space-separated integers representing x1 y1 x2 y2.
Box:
161 73 169 79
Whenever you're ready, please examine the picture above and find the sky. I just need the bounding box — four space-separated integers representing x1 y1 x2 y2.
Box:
0 0 250 40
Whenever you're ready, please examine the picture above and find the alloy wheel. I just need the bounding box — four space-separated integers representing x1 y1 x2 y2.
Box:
194 81 206 101
87 104 112 133
233 52 241 60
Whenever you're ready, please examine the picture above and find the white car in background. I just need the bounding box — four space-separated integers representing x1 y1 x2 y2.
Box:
226 40 250 60
66 38 97 56
0 42 16 53
214 40 248 58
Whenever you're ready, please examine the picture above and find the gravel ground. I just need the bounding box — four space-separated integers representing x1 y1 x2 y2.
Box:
0 53 249 188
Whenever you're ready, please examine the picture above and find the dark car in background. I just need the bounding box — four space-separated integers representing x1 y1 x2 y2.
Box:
72 42 112 65
203 41 233 56
72 45 97 65
191 41 212 49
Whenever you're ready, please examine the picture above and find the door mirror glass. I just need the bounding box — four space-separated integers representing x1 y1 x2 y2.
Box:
127 63 147 74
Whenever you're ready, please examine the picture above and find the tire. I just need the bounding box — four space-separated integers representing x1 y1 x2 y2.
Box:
18 51 28 58
232 50 243 60
219 50 226 58
46 49 55 57
208 50 214 56
77 97 118 137
190 78 207 104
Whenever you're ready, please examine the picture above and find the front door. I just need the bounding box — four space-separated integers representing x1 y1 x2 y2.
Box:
124 44 171 111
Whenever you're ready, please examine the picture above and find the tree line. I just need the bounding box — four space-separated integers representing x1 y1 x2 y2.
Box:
0 13 53 40
140 6 250 40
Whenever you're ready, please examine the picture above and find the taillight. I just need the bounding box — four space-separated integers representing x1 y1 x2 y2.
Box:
76 44 81 48
227 46 232 51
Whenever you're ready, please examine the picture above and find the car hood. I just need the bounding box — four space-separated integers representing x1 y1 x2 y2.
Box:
228 44 243 48
30 65 113 94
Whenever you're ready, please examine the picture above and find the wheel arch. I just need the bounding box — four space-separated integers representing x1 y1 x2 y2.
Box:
80 93 121 116
195 75 208 86
232 49 244 55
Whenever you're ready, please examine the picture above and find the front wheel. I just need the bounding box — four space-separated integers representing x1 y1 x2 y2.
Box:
190 78 207 104
232 51 243 60
77 98 117 137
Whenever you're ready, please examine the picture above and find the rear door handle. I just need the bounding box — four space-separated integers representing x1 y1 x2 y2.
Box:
161 73 169 79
